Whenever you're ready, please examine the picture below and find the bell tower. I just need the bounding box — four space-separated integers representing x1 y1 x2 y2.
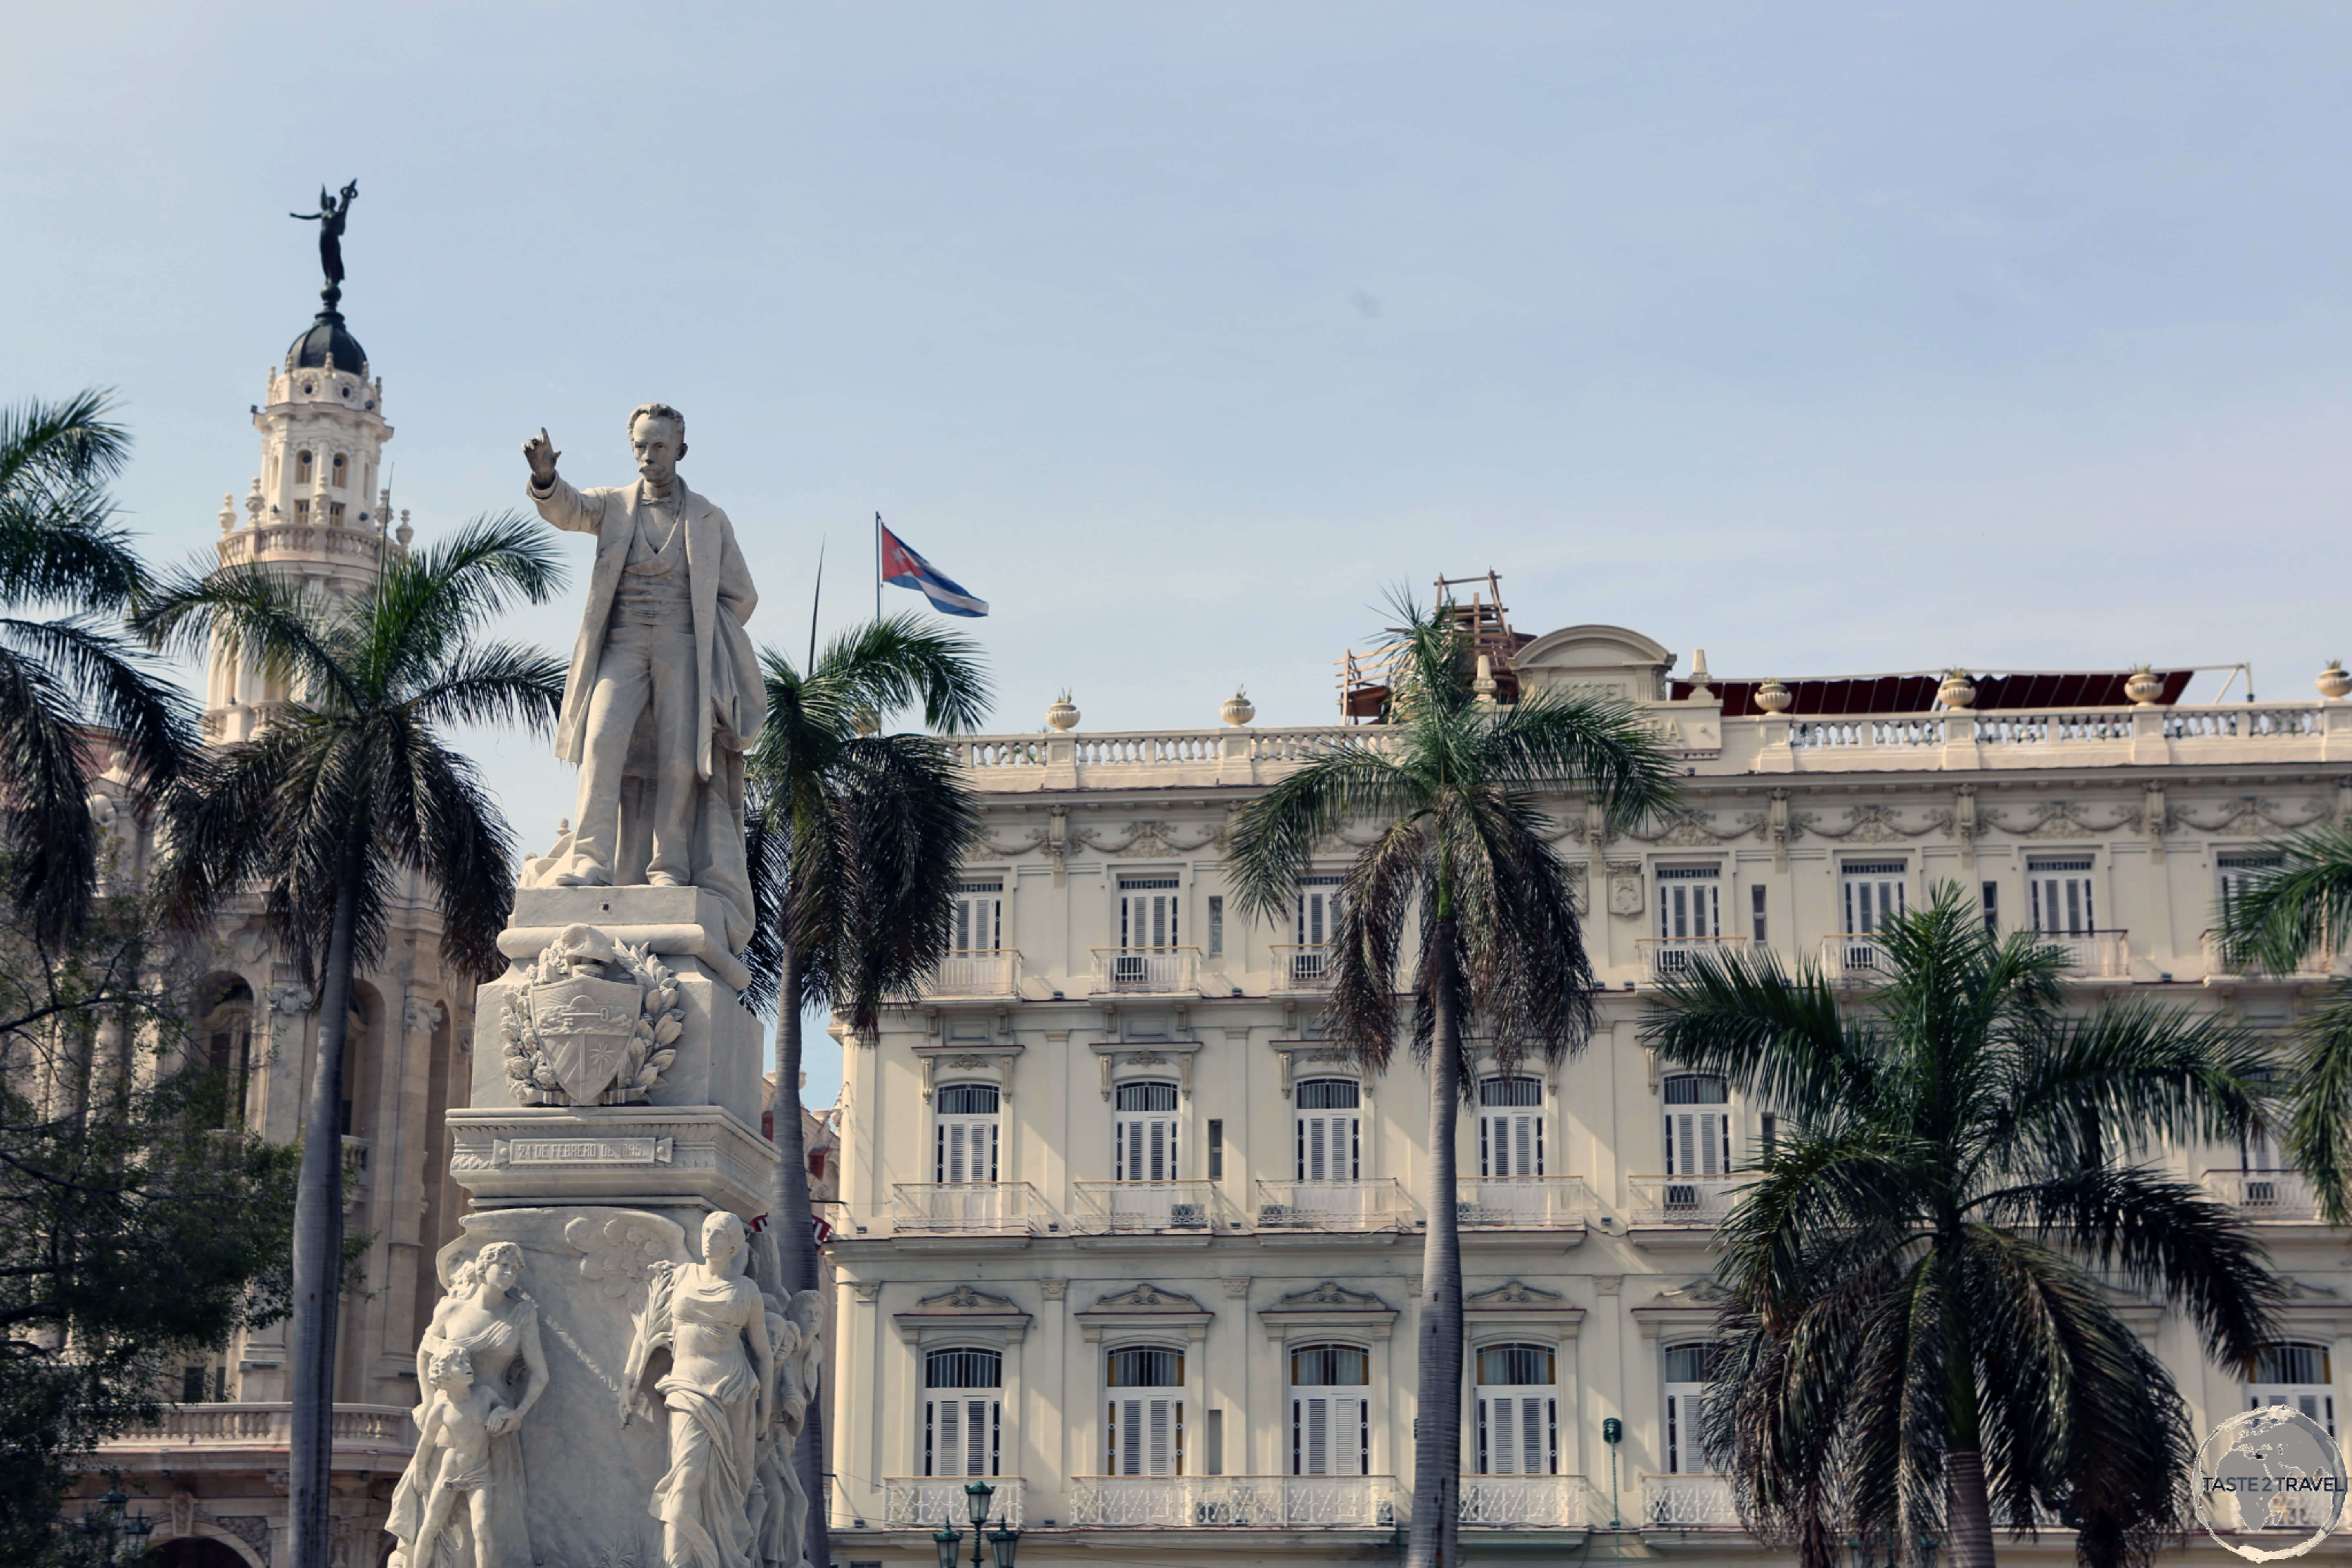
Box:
203 291 405 742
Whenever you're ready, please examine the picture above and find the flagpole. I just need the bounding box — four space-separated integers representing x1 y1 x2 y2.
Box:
874 512 882 621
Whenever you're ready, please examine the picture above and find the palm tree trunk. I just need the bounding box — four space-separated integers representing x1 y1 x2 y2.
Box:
768 941 829 1567
1945 1450 1996 1568
290 848 360 1568
1407 919 1466 1568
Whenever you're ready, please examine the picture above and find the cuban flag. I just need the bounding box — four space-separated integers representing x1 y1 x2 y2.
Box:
879 517 989 618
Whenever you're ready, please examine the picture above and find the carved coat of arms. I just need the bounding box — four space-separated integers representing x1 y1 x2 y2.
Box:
503 923 686 1106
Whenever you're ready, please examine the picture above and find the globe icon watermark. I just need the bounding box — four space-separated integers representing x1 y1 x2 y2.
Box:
2194 1406 2349 1561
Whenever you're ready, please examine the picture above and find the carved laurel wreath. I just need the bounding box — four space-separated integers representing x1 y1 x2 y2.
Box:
502 940 685 1106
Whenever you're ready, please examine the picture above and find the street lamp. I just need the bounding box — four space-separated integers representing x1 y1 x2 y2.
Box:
933 1478 1019 1568
933 1519 963 1568
964 1478 996 1530
988 1519 1022 1568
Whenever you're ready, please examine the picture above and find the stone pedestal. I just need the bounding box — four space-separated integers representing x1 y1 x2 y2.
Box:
423 886 779 1567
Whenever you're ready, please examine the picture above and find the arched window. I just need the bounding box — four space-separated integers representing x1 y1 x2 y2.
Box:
198 977 254 1130
294 450 314 486
1107 1346 1183 1475
2250 1343 2336 1435
933 1083 999 1183
1478 1075 1544 1178
1295 1079 1361 1182
1662 1074 1730 1196
924 1346 1002 1477
1661 1342 1721 1474
1476 1343 1557 1475
1289 1343 1370 1476
1114 1081 1179 1182
330 452 347 488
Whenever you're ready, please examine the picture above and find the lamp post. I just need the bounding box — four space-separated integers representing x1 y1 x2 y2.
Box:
933 1479 1019 1568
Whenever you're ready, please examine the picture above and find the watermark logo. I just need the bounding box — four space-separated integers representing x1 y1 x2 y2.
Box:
2194 1405 2348 1561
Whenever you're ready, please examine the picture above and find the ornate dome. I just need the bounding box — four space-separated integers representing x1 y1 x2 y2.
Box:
285 308 369 375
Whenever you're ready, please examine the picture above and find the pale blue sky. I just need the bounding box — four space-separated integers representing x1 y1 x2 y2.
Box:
7 3 2349 1107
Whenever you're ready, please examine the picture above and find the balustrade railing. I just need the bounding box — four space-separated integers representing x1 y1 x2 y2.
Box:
2203 1168 2322 1222
95 1403 414 1451
1457 1176 1596 1229
1639 936 1757 981
1254 1178 1423 1232
1271 944 1335 991
1791 717 1946 750
934 949 1022 996
2034 929 2131 977
1642 1473 1742 1528
883 1477 1026 1528
1818 933 1896 983
2202 931 2339 980
1977 710 2138 744
1089 947 1200 995
1457 1474 1598 1529
2166 705 2322 740
1069 1180 1247 1235
1626 1174 1746 1227
1066 1474 1401 1528
890 1182 1061 1237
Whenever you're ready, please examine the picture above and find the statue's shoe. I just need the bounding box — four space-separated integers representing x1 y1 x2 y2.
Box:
550 869 612 887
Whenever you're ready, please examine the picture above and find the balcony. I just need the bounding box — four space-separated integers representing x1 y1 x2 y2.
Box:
1817 933 1898 984
883 1477 1026 1528
91 1402 414 1470
1626 1174 1746 1228
1456 1176 1596 1230
890 1182 1062 1238
2202 932 2340 982
1254 1178 1423 1233
1089 947 1200 996
1459 1474 1598 1529
1642 1473 1741 1529
2203 1168 2323 1222
2035 929 2131 978
1640 937 1757 983
934 949 1022 998
1069 1180 1248 1236
1271 944 1336 991
1066 1474 1402 1528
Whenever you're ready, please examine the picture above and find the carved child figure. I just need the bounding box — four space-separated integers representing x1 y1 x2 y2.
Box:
390 1345 508 1568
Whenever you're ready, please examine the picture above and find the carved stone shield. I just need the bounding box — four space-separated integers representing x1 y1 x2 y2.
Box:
529 974 642 1103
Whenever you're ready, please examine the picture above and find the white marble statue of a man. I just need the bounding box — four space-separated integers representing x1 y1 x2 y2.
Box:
522 406 766 951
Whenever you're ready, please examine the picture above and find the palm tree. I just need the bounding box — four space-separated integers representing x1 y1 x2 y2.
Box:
2212 822 2352 1222
0 391 196 942
744 612 989 1566
135 515 567 1568
1224 595 1677 1568
1646 886 2281 1568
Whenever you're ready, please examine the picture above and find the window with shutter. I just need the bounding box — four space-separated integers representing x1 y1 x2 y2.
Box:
2249 1343 2337 1436
1477 1076 1544 1177
1289 1343 1371 1476
924 1347 1003 1477
1841 861 1908 935
1662 1342 1721 1474
1294 1079 1361 1181
952 880 1003 953
2027 857 2097 936
1114 1081 1180 1181
1106 1346 1184 1475
1655 866 1722 941
1475 1343 1558 1475
934 1083 1001 1184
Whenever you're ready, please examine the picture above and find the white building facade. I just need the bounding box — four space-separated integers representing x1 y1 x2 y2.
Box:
825 623 2352 1566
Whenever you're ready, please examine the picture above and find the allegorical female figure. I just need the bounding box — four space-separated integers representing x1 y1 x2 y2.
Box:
624 1212 777 1568
389 1241 549 1568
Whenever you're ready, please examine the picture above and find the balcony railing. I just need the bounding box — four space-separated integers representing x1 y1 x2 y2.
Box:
883 1477 1026 1528
934 949 1021 997
1069 1180 1248 1235
1254 1178 1423 1233
1067 1474 1402 1528
2202 932 2339 981
2203 1168 2322 1222
1089 947 1200 996
890 1182 1062 1237
1626 1174 1746 1227
93 1402 414 1457
1458 1474 1598 1529
1271 944 1336 991
1818 933 1898 983
1457 1176 1596 1229
2034 929 2131 978
1639 937 1757 982
1642 1473 1742 1529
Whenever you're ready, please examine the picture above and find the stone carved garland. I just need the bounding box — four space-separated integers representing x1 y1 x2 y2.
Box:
503 924 686 1107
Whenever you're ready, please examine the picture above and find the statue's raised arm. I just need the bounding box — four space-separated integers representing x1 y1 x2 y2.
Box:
289 179 359 290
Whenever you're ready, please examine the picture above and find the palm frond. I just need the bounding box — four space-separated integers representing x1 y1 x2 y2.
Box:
807 613 992 734
402 642 568 733
2212 822 2352 977
1224 745 1417 928
1643 950 1874 1129
2279 984 2352 1224
1477 688 1680 829
134 561 361 713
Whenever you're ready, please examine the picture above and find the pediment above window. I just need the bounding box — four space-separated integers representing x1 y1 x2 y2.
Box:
1074 1281 1212 1342
893 1283 1031 1342
1258 1280 1398 1340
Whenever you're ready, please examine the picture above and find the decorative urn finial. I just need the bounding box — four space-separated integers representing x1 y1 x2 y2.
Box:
2124 664 2165 707
1219 686 1255 727
1753 677 1793 715
2319 661 2352 702
1938 669 1976 710
218 493 237 535
1045 690 1080 732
